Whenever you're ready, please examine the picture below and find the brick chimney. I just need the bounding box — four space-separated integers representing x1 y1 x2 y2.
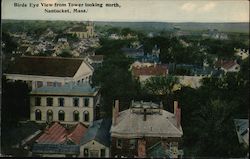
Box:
112 100 119 126
174 101 181 129
174 101 178 115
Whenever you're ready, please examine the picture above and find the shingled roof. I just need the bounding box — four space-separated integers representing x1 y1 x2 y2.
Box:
132 64 168 76
6 56 85 77
80 118 112 147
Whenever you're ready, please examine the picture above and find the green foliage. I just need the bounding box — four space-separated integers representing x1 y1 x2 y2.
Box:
92 53 138 116
59 49 72 57
175 70 249 157
1 76 31 127
144 76 178 95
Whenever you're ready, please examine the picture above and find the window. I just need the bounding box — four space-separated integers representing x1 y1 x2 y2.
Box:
47 110 53 122
35 109 41 121
46 98 53 106
58 98 64 107
83 111 89 122
35 97 41 106
129 139 136 149
73 98 79 107
37 81 43 88
84 148 89 157
58 110 65 121
84 98 89 107
73 110 79 121
116 139 122 149
47 82 53 86
100 149 105 157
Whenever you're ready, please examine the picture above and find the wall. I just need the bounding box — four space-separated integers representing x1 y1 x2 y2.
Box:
30 95 97 125
80 140 109 157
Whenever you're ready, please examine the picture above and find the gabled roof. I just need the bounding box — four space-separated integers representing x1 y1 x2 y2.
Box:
132 64 168 76
6 56 86 77
67 123 88 144
35 122 88 145
80 118 112 147
215 60 239 70
30 82 98 96
36 122 67 144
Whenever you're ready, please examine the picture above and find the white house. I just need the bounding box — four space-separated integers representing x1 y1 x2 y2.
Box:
79 118 112 157
215 60 240 73
234 48 249 60
29 82 100 125
4 56 94 90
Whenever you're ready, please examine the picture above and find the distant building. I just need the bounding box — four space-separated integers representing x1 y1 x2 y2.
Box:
79 118 112 157
234 119 249 148
215 59 240 73
4 56 94 90
234 48 249 60
110 100 183 158
85 55 104 68
121 45 144 59
32 122 88 157
68 22 95 39
131 64 168 82
30 82 100 125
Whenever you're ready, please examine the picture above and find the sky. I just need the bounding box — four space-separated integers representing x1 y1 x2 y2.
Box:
2 0 249 22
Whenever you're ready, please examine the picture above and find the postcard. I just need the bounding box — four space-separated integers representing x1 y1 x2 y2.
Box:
1 0 249 158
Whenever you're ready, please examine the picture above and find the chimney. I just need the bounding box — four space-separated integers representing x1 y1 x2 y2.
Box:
112 100 119 126
176 108 181 129
174 101 178 115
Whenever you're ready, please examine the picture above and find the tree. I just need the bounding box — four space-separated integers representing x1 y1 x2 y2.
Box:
143 75 179 109
92 53 139 116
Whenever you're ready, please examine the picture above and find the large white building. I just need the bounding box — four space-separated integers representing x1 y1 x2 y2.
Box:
30 82 100 125
4 56 94 90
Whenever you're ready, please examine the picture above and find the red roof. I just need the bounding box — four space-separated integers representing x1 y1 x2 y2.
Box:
36 122 88 145
132 65 168 77
36 122 67 144
215 60 238 70
67 123 88 144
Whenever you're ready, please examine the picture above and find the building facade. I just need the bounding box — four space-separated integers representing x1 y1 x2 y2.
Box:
30 82 100 125
68 22 95 39
79 118 112 158
4 56 94 90
110 100 183 158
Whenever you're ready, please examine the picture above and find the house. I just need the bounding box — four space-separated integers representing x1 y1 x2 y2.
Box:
68 22 95 39
32 122 88 157
215 59 240 73
234 119 249 148
4 56 94 90
29 82 100 125
131 64 168 82
79 118 112 157
110 100 183 158
121 45 144 59
85 55 104 68
234 48 249 60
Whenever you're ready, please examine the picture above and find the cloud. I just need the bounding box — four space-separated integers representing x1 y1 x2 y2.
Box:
181 2 216 13
180 2 197 12
198 2 216 12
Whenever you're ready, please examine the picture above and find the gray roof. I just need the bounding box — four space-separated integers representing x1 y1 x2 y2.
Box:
31 82 98 96
32 144 80 154
110 102 183 138
80 118 112 147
